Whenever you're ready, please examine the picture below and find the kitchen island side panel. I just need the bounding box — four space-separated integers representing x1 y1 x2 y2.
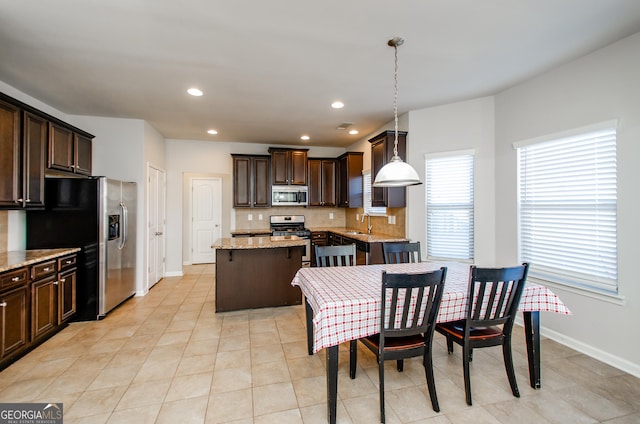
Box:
215 247 303 312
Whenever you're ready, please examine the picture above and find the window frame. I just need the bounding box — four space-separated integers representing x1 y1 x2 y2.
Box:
425 150 475 262
514 120 618 296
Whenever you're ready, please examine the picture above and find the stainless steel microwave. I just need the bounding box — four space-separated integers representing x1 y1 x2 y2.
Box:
271 185 308 206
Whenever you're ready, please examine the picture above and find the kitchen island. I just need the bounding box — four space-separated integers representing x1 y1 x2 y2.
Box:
212 235 306 312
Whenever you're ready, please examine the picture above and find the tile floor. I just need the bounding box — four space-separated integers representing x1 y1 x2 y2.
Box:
0 264 638 423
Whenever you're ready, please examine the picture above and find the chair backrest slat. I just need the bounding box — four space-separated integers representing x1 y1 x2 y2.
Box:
382 242 421 264
381 268 447 341
466 263 530 328
315 244 356 267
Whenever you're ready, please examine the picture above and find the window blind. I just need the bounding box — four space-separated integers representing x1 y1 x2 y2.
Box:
426 154 474 260
517 127 618 294
363 170 386 215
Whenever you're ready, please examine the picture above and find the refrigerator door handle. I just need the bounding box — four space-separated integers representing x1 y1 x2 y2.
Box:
118 201 128 250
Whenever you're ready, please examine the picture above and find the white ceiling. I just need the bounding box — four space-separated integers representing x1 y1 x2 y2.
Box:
1 1 640 147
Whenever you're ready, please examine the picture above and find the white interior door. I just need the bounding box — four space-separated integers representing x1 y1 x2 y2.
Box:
191 177 222 264
147 165 166 288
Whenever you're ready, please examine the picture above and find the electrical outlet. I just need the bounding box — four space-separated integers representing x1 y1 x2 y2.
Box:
258 214 263 221
329 213 334 220
248 214 253 221
388 215 396 225
356 214 360 221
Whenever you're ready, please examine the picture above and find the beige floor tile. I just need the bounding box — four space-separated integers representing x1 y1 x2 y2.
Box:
106 404 162 424
253 381 298 416
386 386 441 422
165 372 213 402
251 343 285 364
116 379 172 411
211 367 252 393
252 360 292 387
254 408 303 423
176 354 217 376
299 401 353 424
65 385 128 419
133 359 179 383
342 392 403 424
155 395 209 424
206 388 253 423
215 348 251 370
292 375 327 407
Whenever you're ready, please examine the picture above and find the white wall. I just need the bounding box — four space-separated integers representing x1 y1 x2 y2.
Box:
164 139 344 275
406 97 496 265
495 32 640 375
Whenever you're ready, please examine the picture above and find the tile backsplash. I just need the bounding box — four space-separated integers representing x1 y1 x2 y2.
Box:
233 206 406 238
0 211 7 253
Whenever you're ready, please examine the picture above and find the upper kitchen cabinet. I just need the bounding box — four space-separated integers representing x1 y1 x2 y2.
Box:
48 123 93 176
337 151 363 208
232 154 271 208
308 158 336 207
0 99 46 209
369 130 407 208
269 147 308 186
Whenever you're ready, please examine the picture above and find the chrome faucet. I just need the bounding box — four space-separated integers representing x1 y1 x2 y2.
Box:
361 213 373 234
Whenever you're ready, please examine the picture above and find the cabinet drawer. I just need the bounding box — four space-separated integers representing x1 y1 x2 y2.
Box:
311 231 327 242
31 260 57 280
1 268 29 290
58 255 77 272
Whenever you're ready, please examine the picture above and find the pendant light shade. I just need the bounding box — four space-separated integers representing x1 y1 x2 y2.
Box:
373 156 422 187
373 36 422 187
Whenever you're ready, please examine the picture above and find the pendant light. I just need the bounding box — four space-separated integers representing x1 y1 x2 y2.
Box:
373 37 422 187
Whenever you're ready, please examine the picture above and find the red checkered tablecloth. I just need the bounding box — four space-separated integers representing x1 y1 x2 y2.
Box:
291 261 571 353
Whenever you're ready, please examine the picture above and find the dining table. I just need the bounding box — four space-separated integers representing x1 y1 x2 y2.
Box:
291 261 571 424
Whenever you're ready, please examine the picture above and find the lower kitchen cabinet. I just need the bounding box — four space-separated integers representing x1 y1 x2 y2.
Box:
0 284 29 362
310 231 328 267
0 251 78 370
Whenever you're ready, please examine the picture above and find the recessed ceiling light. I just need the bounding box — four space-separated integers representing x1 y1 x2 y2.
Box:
187 88 203 96
331 101 344 109
207 129 218 135
349 130 359 135
301 135 310 141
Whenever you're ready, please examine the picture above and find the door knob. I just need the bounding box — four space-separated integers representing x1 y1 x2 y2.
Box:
155 232 163 236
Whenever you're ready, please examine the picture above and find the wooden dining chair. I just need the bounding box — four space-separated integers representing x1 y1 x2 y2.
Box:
350 268 447 422
315 244 356 267
435 263 530 406
382 241 421 264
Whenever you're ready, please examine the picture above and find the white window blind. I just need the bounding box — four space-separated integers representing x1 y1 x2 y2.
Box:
363 170 386 215
426 153 474 260
516 126 618 294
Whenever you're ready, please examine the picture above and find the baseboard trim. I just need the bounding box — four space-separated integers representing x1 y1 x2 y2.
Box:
515 317 640 378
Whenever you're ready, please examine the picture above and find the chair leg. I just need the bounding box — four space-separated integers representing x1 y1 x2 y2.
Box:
423 351 440 412
462 343 473 406
349 340 358 379
379 357 386 423
396 359 404 372
502 337 520 397
446 336 454 354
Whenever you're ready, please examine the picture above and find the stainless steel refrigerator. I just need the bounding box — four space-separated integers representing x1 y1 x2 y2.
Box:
27 177 137 320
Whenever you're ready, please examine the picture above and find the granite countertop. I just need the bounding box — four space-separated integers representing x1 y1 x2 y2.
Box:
0 248 81 274
212 235 307 250
308 227 409 243
230 229 273 235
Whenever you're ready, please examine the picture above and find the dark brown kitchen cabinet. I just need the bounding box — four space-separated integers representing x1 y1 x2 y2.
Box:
57 254 77 324
337 152 363 208
48 122 92 176
310 231 328 267
0 98 21 208
0 102 46 209
369 130 407 207
232 154 271 208
308 158 336 206
269 148 308 186
30 260 58 342
0 284 29 364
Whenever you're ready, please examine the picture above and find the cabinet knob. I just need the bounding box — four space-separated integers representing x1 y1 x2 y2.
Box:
65 260 72 264
11 276 20 282
0 302 7 307
54 281 59 285
15 198 24 203
25 199 31 203
60 278 66 283
43 267 52 272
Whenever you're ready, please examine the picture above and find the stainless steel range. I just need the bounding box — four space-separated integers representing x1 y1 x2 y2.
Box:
270 215 311 266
